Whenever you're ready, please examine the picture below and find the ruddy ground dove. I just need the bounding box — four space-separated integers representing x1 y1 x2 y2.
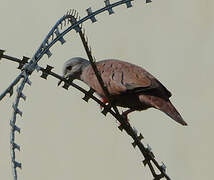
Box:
59 57 187 126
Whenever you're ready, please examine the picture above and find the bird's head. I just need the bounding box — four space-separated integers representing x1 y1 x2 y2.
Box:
58 57 89 86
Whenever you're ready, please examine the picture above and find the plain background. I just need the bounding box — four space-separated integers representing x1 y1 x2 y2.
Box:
0 0 213 179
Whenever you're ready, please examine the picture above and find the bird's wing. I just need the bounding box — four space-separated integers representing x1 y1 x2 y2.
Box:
81 59 171 99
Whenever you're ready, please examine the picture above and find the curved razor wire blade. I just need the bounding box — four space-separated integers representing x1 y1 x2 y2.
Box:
10 72 31 179
0 0 172 179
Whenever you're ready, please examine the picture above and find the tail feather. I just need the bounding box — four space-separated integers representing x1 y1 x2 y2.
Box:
159 100 187 126
141 95 187 126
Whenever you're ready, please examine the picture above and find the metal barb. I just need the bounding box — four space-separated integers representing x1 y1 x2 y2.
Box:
10 121 21 133
132 133 144 148
0 49 5 60
153 174 165 180
118 124 124 131
82 88 95 102
40 65 54 79
123 0 133 8
19 92 26 101
160 162 166 172
12 142 21 151
146 0 152 3
104 0 114 15
45 49 52 58
14 161 22 169
12 104 22 117
101 105 111 116
9 87 14 97
62 81 70 90
26 78 32 86
86 7 97 23
18 56 30 70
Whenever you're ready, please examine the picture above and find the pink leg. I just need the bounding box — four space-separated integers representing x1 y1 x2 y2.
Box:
100 97 108 109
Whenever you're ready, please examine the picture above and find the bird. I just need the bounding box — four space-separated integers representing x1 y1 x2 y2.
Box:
58 57 187 126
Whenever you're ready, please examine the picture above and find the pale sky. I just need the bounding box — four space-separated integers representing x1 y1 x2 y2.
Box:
0 0 213 179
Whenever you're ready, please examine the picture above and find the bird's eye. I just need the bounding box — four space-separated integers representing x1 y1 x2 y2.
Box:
66 66 72 70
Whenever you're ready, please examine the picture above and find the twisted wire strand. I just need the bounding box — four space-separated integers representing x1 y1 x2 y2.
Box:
10 72 31 180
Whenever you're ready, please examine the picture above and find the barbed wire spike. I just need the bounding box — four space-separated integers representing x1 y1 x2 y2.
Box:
132 133 144 148
45 49 52 58
82 88 95 102
26 78 32 86
11 142 21 151
12 104 23 117
69 15 81 33
67 17 71 24
160 162 166 172
104 0 114 15
101 105 111 116
153 174 165 180
17 56 30 70
0 49 5 60
118 124 124 131
71 9 76 16
60 22 63 29
123 0 133 8
65 10 69 16
14 161 22 169
75 11 79 19
55 28 66 44
68 9 72 15
62 81 70 90
146 0 152 3
9 87 14 97
40 65 54 79
19 92 26 101
10 121 21 133
142 144 155 166
86 7 97 23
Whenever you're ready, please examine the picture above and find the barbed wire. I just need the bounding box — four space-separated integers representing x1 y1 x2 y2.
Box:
0 0 172 179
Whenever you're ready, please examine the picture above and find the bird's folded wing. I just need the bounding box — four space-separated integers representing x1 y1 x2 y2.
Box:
81 59 171 99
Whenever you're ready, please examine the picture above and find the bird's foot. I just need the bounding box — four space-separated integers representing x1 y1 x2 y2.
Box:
100 97 108 110
121 112 130 123
121 109 135 124
116 112 130 128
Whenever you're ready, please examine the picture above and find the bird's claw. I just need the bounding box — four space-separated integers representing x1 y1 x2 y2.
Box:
121 111 130 123
99 97 108 110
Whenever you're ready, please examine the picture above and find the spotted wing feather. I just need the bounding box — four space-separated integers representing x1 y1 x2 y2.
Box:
81 59 171 100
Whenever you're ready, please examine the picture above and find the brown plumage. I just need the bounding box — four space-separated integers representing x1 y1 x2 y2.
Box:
60 57 187 126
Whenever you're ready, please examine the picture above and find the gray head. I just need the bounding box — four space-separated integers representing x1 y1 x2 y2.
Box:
58 57 89 86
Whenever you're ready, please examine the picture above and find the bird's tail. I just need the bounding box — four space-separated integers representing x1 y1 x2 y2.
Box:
141 95 187 126
159 100 187 126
